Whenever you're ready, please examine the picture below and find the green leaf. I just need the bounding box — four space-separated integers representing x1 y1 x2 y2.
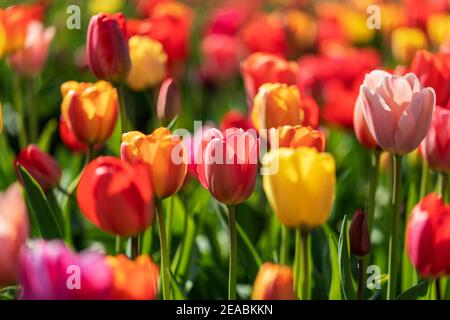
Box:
18 165 62 239
168 270 187 300
338 215 356 300
37 119 57 152
328 235 342 300
396 279 429 300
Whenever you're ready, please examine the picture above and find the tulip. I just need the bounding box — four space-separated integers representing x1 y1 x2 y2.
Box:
427 14 450 47
420 107 450 172
252 263 295 300
251 84 319 131
283 10 316 51
87 13 131 82
197 128 258 205
262 147 335 229
77 156 154 236
19 240 112 299
127 35 167 91
15 144 61 192
121 127 187 199
9 21 55 77
353 94 378 149
391 27 428 64
349 209 371 257
59 117 89 153
406 193 450 277
183 124 214 179
359 70 436 155
205 7 247 36
0 184 28 288
410 50 450 109
88 0 125 15
157 78 181 123
269 125 325 152
220 110 252 132
60 81 118 145
106 255 159 300
241 52 298 101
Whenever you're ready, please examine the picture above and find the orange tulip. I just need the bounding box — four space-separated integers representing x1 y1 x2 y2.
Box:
60 81 118 145
121 127 187 199
252 263 295 300
107 255 159 300
269 125 325 152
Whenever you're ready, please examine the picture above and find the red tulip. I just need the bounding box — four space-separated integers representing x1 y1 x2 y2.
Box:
411 50 450 109
205 7 247 36
420 107 450 171
59 117 89 153
87 13 131 82
15 144 61 192
349 209 371 257
220 110 252 132
77 156 154 236
197 128 258 205
406 193 450 277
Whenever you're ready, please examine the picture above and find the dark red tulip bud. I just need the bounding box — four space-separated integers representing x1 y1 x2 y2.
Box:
87 13 131 82
349 209 371 257
157 78 181 123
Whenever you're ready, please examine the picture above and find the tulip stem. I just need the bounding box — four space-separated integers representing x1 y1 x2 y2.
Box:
436 278 442 300
295 229 310 300
156 199 171 300
419 161 429 199
12 73 27 148
438 172 448 199
387 155 403 300
131 236 139 259
227 204 237 300
280 225 290 265
357 258 365 300
118 83 128 133
366 150 380 234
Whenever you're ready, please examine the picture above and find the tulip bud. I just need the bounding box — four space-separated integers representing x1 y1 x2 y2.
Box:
106 255 159 300
59 117 89 153
252 263 295 300
87 13 131 82
77 156 154 236
60 81 118 145
121 128 187 199
19 240 112 299
157 78 181 123
349 209 371 257
197 128 258 205
269 125 325 152
0 183 28 287
15 144 61 192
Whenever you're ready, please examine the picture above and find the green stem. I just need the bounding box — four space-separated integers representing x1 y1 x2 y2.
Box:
280 225 290 265
12 74 27 148
227 204 237 300
84 144 93 167
115 236 125 254
387 155 403 300
419 161 429 199
294 229 300 298
366 150 380 233
294 229 310 299
300 230 310 300
156 199 171 300
438 172 448 199
27 78 38 143
357 258 365 300
436 278 442 300
118 83 127 133
131 236 139 259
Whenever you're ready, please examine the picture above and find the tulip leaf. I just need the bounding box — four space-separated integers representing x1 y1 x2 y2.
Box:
328 235 342 300
37 119 57 152
167 114 179 130
18 165 63 239
168 269 187 300
396 279 429 300
338 215 356 300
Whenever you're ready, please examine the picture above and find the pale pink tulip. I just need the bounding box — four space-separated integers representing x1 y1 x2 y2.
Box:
0 184 28 287
360 70 436 155
9 21 56 77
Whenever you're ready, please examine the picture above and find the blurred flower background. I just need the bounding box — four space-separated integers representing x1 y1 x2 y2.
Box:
0 0 449 300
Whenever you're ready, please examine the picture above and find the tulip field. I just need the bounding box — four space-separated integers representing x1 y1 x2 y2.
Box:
1 0 450 302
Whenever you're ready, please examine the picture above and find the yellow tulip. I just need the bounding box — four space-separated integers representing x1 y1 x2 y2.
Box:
339 9 375 44
427 14 450 47
284 10 316 50
392 27 428 64
127 36 168 91
88 0 124 14
262 147 336 229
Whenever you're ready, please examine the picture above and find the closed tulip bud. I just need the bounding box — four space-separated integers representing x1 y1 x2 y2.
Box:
77 156 154 236
420 107 450 172
15 144 61 192
391 27 428 64
60 81 118 145
157 78 181 123
0 183 28 287
106 255 159 300
251 84 318 131
252 263 295 300
197 128 258 205
59 117 89 153
353 95 378 149
121 128 187 199
411 50 450 109
269 125 325 152
127 36 167 91
359 70 436 155
241 52 298 101
87 13 131 82
406 193 450 277
349 209 371 257
263 147 335 229
19 240 112 299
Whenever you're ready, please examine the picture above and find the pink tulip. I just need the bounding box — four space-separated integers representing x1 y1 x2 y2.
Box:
360 70 436 155
9 21 55 77
19 240 112 299
0 184 28 287
353 95 378 149
197 128 258 205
